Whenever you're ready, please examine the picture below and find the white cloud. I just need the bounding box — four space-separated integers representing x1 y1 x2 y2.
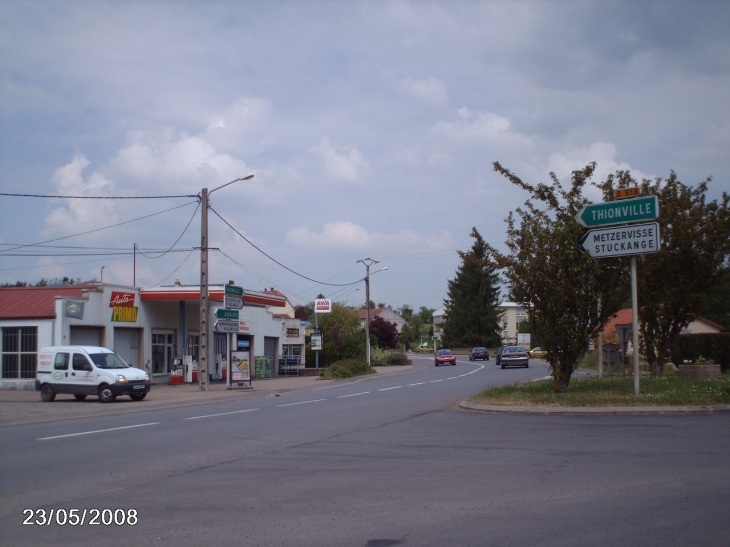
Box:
395 76 449 106
286 221 370 250
311 137 367 181
429 108 532 147
547 142 652 187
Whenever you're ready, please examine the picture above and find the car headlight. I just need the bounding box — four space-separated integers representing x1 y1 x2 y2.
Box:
115 374 128 383
144 372 150 381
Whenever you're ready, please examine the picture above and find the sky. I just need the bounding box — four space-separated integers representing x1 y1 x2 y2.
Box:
1 0 729 311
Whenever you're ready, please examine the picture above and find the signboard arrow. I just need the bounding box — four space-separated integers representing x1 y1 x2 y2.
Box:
224 295 244 310
224 284 244 297
215 308 239 320
576 196 659 228
215 320 239 333
581 222 660 258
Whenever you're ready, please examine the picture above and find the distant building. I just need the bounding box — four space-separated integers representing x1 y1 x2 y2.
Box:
357 307 406 333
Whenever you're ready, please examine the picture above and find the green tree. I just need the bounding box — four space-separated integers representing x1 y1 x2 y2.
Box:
596 171 730 376
441 227 502 350
418 306 434 325
700 265 730 329
369 315 399 349
484 162 627 393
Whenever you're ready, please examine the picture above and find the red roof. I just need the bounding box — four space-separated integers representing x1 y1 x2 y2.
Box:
0 285 96 319
603 308 633 336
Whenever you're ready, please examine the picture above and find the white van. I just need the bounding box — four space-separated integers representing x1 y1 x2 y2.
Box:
35 346 151 403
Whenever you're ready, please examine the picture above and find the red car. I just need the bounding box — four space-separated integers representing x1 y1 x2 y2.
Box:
435 349 457 366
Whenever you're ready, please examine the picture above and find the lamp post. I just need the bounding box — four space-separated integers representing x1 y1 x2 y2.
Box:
199 174 254 392
357 258 388 367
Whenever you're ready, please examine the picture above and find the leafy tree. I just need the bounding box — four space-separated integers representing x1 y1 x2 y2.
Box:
294 305 311 321
700 265 730 329
441 227 502 350
596 171 730 376
484 162 627 393
418 306 434 325
369 315 399 349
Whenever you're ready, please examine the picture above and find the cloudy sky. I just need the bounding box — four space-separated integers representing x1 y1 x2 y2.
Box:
1 1 728 311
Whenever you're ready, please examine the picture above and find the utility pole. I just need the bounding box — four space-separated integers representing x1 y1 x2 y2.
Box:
358 258 377 367
357 258 387 366
199 175 254 392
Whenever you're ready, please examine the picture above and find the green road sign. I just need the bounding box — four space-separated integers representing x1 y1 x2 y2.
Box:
215 308 239 320
224 284 243 296
576 196 658 228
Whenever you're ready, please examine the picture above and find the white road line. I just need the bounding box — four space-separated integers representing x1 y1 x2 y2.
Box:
185 409 259 420
378 386 404 391
278 398 327 407
430 379 445 383
336 392 371 398
407 382 427 386
38 422 159 441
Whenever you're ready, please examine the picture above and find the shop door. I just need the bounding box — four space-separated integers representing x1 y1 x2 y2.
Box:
114 328 142 369
152 331 175 382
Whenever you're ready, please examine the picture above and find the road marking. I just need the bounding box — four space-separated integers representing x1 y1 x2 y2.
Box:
336 391 371 398
278 398 327 407
378 386 403 391
430 379 445 383
185 408 259 420
407 382 426 386
38 422 159 441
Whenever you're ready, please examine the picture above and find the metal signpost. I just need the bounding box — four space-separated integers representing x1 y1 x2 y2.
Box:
313 298 331 369
577 192 660 395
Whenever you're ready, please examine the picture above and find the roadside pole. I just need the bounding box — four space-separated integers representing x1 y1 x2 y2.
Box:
631 256 640 395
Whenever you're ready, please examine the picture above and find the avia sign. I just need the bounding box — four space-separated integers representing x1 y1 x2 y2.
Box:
315 299 332 313
576 196 658 228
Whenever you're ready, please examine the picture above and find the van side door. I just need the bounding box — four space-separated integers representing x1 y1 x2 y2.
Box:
52 352 71 393
72 353 96 394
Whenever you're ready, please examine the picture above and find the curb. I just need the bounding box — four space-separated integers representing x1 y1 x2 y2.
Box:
460 401 730 415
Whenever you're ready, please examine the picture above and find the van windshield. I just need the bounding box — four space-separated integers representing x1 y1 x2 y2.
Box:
89 353 129 369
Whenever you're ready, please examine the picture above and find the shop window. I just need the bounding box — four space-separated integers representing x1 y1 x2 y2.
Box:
1 327 38 379
152 332 175 375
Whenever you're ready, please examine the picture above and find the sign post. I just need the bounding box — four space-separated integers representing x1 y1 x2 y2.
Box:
576 193 661 395
312 299 331 369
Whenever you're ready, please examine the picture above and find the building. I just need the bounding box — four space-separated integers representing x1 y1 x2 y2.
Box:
0 282 306 389
357 307 406 333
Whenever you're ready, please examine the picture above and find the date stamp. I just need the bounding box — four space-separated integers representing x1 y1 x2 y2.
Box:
23 508 138 526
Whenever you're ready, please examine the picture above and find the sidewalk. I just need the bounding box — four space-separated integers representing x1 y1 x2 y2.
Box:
0 366 416 429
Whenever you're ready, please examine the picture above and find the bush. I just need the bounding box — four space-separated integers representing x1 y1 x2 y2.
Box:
319 358 375 379
671 333 730 373
369 347 410 366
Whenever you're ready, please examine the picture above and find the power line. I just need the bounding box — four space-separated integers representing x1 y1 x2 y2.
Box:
0 192 198 199
209 206 361 287
0 201 198 254
136 201 200 259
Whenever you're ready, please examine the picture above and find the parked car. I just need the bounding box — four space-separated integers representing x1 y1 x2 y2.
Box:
435 349 457 366
499 346 530 369
469 347 490 361
495 346 507 366
529 347 547 359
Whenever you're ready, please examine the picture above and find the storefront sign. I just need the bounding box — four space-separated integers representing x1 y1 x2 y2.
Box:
286 328 300 337
64 300 85 319
109 291 136 307
111 306 139 322
239 320 250 332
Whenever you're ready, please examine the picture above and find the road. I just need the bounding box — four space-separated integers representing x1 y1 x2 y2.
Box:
1 356 728 547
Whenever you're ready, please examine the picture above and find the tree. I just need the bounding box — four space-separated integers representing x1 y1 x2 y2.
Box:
441 227 502 350
596 171 730 376
307 303 362 367
700 265 730 330
369 315 399 349
294 305 311 321
484 162 627 393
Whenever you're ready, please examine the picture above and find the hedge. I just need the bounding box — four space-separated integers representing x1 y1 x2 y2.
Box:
671 333 730 373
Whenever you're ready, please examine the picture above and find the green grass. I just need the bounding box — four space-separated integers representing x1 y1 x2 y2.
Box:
469 374 730 407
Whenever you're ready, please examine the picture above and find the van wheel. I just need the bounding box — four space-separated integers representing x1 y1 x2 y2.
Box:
41 384 56 402
74 394 87 401
129 393 146 401
98 385 116 403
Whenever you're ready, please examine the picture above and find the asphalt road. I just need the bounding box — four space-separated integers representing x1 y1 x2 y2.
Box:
1 356 728 547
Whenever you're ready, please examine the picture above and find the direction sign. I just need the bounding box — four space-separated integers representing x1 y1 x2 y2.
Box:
576 196 658 228
215 320 239 333
224 295 244 310
215 308 239 320
224 284 243 297
581 222 660 258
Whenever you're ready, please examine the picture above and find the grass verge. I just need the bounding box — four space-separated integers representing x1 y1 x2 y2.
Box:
319 359 376 379
469 374 730 407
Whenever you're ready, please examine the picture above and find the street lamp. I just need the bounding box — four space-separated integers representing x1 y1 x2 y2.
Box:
357 258 388 367
344 287 360 307
199 174 254 392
